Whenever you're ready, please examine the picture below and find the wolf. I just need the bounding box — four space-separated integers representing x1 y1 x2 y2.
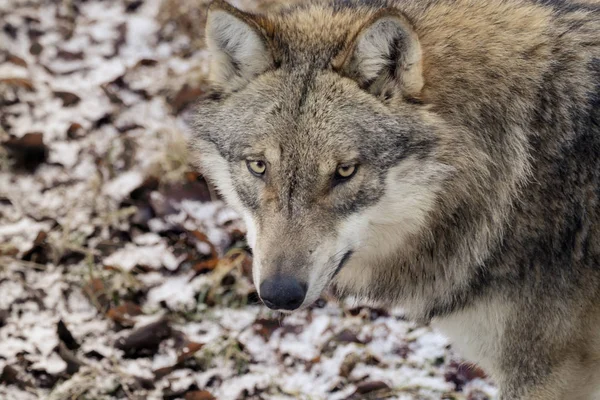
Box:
190 0 600 397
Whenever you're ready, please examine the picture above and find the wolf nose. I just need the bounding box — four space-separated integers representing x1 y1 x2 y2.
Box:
259 276 307 311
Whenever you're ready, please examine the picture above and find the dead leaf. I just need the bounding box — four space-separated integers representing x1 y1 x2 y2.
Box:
54 91 81 107
339 353 360 378
354 381 390 394
185 391 215 400
106 302 143 327
192 258 219 274
3 23 17 39
0 365 29 388
253 318 280 340
7 54 27 67
115 318 172 358
22 231 51 264
155 179 212 213
334 329 363 344
0 78 34 90
3 132 48 171
57 320 80 350
0 310 8 328
116 123 142 133
101 83 124 105
56 49 84 60
66 122 84 139
154 338 204 379
135 58 158 67
177 341 203 363
153 365 174 380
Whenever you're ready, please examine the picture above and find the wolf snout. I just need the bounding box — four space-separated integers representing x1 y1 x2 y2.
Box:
259 276 307 311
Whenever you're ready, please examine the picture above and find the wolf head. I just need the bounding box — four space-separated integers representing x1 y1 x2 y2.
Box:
191 1 458 311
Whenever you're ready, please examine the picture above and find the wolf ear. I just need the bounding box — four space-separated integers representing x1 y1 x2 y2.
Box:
334 10 423 99
206 1 273 92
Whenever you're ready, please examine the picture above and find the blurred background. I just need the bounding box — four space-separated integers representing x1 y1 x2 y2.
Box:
0 0 497 399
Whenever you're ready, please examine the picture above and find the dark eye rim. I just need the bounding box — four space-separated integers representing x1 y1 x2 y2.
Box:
333 164 359 185
246 159 267 177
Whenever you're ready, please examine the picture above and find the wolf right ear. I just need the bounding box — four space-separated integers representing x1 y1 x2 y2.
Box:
333 10 423 99
205 0 273 93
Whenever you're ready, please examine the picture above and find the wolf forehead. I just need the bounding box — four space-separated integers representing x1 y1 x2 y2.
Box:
196 73 433 164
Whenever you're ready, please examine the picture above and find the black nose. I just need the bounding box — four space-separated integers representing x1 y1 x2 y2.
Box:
259 276 307 311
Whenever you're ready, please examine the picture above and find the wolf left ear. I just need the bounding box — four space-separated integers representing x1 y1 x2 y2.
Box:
206 0 273 93
334 10 423 99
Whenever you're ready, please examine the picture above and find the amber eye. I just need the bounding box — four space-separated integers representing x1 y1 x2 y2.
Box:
247 160 266 176
335 164 357 180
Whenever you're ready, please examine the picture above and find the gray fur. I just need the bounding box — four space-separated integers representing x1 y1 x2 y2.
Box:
191 0 600 398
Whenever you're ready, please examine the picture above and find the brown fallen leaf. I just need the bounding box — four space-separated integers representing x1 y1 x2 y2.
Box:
57 320 80 350
185 390 215 400
253 318 281 340
116 123 143 133
54 91 81 107
106 302 143 327
0 365 32 388
66 122 84 139
101 83 124 105
156 179 213 211
154 340 204 379
153 365 174 380
177 341 203 363
115 318 172 358
56 49 84 60
7 54 27 67
0 365 19 385
339 353 361 378
354 380 390 394
3 132 48 171
334 329 363 344
192 258 219 274
22 230 51 264
0 310 9 328
126 0 144 12
0 78 34 90
135 58 158 67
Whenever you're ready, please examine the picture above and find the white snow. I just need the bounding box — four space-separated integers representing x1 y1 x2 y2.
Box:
103 171 145 201
103 241 180 271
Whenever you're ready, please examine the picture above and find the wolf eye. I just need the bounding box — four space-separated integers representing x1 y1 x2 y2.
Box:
334 164 357 181
247 160 266 176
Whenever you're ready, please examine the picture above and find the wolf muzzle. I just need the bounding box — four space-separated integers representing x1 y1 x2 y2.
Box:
259 276 307 310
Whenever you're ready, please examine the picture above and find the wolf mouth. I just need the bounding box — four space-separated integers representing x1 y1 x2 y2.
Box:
332 250 353 279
